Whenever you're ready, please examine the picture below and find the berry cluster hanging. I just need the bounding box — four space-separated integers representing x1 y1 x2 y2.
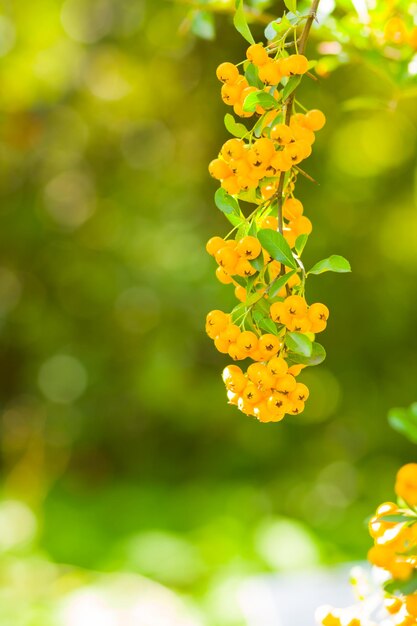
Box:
316 464 417 626
205 4 350 424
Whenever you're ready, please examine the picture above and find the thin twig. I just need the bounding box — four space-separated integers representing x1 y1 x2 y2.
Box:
275 0 321 286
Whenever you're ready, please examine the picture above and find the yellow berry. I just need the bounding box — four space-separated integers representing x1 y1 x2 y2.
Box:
216 62 240 84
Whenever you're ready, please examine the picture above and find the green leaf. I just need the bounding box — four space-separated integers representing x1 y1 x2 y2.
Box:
243 91 278 113
388 403 417 444
379 514 417 523
224 113 247 139
249 253 264 272
233 0 255 44
269 270 295 298
257 229 297 269
252 310 278 335
284 0 297 12
225 212 244 227
231 302 247 324
295 234 308 256
264 18 291 41
215 188 240 214
282 75 302 100
287 342 326 367
190 10 215 40
385 572 417 596
308 255 351 275
286 332 313 357
245 63 263 89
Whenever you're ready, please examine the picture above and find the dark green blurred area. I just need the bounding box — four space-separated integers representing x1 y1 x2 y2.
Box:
0 0 417 624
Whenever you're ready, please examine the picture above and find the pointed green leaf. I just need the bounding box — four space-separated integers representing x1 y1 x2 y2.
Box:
257 229 297 269
308 255 351 275
269 270 295 298
252 310 278 335
282 75 302 100
385 572 417 596
285 332 313 357
215 188 240 214
233 0 255 44
379 514 417 523
286 342 326 367
231 302 247 323
284 0 297 13
224 113 248 139
295 234 308 256
245 63 263 89
249 253 264 272
388 403 417 444
243 90 278 113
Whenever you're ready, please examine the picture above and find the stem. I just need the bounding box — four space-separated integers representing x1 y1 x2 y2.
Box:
276 0 320 278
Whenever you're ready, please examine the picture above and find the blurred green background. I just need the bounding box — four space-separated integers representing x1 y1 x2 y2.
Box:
0 0 417 624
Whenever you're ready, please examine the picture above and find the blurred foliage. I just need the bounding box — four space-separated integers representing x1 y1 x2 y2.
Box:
0 0 416 624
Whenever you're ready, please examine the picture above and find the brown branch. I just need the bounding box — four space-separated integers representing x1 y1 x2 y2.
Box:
275 0 320 283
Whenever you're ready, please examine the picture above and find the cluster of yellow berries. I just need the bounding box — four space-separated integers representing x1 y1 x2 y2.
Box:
368 464 417 582
270 295 329 334
317 464 417 626
209 116 324 197
205 37 332 423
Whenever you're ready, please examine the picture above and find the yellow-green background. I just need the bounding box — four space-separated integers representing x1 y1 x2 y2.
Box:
0 0 417 624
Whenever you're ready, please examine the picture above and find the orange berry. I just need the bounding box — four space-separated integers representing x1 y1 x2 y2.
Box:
270 123 293 145
221 176 241 195
216 62 240 84
384 596 403 615
246 44 270 66
308 302 329 333
395 463 417 506
283 198 303 221
236 330 259 354
291 215 312 236
267 392 289 415
290 382 309 403
229 158 251 177
208 158 232 180
247 363 266 384
284 295 308 318
285 140 311 165
270 301 289 326
258 334 281 359
221 82 244 106
275 373 297 395
252 138 276 161
305 109 326 131
221 139 246 161
287 399 305 415
228 343 247 361
233 100 255 119
288 364 305 376
258 60 282 86
206 236 225 256
242 383 262 404
215 246 239 274
222 365 247 393
216 266 233 285
235 258 257 277
406 595 417 618
206 310 229 337
236 236 262 260
235 285 247 302
267 356 288 377
286 54 309 75
261 216 279 230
